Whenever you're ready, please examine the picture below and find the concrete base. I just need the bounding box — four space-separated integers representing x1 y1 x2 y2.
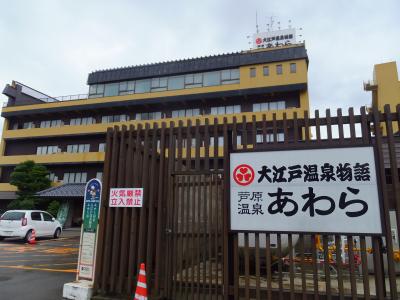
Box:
63 281 93 300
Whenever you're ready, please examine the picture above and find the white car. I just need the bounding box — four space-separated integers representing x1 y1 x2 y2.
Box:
0 210 62 242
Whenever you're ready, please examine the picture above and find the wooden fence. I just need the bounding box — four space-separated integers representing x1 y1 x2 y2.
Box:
93 105 400 299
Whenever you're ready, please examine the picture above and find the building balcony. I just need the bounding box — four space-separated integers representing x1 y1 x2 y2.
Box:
364 80 377 91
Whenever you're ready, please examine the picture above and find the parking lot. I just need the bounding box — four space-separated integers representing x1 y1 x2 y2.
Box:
0 228 80 300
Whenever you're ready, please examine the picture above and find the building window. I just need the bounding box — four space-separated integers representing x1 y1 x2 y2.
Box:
88 84 105 98
250 68 256 78
47 173 58 182
36 145 60 155
135 79 151 93
89 68 240 97
67 144 90 153
23 121 35 129
236 135 242 146
96 172 103 181
273 133 284 142
63 172 87 184
290 63 297 73
182 138 197 148
168 76 185 90
203 71 220 87
184 73 203 88
104 83 119 97
221 69 240 84
171 108 201 118
256 133 284 143
253 101 285 112
263 66 269 76
210 105 241 115
269 101 285 110
119 81 135 95
151 77 168 92
136 112 162 120
70 117 94 126
40 120 63 128
209 136 224 146
101 114 129 124
252 102 269 112
98 143 106 152
276 64 283 75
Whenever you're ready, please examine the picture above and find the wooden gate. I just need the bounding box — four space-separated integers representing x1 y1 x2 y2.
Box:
164 173 224 299
93 105 400 299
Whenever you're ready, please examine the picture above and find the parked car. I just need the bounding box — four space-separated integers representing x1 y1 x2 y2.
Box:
0 210 62 242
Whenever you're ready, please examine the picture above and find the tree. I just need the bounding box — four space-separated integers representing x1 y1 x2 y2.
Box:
47 200 60 217
9 160 51 209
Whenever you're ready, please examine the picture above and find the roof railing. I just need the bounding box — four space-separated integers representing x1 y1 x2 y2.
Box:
39 94 88 102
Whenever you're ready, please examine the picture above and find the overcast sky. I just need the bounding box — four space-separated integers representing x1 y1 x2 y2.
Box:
0 0 399 124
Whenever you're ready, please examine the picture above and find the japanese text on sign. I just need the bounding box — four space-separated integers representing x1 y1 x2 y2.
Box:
230 147 382 234
109 188 143 207
253 28 296 49
78 178 101 281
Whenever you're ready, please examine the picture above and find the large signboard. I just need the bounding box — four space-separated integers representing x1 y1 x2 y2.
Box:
230 147 382 234
253 28 296 49
77 178 102 281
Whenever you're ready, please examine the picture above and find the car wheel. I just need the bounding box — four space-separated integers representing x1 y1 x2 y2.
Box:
24 230 32 243
53 228 61 239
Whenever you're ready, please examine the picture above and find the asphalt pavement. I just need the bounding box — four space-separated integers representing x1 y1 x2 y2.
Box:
0 228 80 300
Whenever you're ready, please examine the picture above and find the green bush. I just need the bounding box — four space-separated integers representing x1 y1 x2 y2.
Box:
47 200 60 217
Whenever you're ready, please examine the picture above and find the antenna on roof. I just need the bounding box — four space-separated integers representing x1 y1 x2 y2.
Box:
297 27 303 41
288 19 292 29
269 16 275 31
256 11 259 33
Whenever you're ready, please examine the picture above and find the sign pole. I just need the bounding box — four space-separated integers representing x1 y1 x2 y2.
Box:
63 178 102 300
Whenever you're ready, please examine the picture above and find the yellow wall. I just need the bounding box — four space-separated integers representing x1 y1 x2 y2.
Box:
370 61 400 134
0 152 105 166
240 59 308 88
0 182 62 192
0 183 17 192
373 62 400 112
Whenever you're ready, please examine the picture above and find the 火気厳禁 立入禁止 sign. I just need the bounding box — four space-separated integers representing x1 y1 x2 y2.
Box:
230 147 382 234
109 188 143 208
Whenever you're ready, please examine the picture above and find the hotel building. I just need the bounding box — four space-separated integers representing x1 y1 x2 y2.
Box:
0 43 310 220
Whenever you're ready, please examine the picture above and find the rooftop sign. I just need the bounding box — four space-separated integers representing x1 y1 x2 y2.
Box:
253 28 296 49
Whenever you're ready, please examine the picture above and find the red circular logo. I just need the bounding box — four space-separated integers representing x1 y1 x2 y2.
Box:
233 164 255 186
255 37 262 45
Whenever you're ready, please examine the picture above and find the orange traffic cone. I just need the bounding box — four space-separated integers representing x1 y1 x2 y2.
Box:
28 229 36 245
134 263 147 300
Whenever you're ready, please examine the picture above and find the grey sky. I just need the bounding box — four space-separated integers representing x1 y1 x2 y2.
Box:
0 0 399 122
